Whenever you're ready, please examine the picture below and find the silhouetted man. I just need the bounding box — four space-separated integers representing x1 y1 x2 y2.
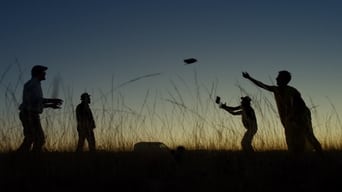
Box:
76 92 96 152
242 71 322 155
219 96 258 152
17 65 63 152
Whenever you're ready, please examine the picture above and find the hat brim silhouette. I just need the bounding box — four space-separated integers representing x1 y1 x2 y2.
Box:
81 93 91 100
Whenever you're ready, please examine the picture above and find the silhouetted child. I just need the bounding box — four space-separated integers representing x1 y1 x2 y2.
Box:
218 96 258 152
76 92 96 152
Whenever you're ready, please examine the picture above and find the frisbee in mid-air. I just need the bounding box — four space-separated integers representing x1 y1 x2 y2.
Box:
183 58 197 65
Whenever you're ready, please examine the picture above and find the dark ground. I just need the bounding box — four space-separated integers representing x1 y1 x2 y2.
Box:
1 150 341 192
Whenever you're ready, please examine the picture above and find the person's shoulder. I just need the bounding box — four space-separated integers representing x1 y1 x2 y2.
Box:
26 78 41 87
284 86 302 97
24 78 33 86
287 85 300 92
266 85 277 91
76 103 83 109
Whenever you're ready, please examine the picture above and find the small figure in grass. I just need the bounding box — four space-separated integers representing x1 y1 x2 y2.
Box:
217 96 258 152
76 92 96 152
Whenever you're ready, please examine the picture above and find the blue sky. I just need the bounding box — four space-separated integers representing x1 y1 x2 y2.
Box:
1 0 342 149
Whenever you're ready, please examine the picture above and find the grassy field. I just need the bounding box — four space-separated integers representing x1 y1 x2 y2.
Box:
2 66 342 152
2 67 342 191
1 150 342 192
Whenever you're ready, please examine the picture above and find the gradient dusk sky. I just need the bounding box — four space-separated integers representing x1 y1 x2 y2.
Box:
1 0 342 150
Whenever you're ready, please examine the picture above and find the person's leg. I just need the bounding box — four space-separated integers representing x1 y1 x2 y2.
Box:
303 109 323 153
17 111 34 152
306 121 323 153
31 114 45 152
284 124 306 155
76 130 86 152
17 137 33 152
87 130 96 151
241 129 255 152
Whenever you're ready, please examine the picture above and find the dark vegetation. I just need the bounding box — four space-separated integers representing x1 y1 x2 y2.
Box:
1 150 342 192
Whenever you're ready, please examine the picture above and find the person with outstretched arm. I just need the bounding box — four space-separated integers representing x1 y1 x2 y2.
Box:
17 65 63 152
219 96 258 152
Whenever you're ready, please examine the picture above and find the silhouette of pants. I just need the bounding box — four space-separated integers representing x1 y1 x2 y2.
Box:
17 111 45 152
282 107 322 155
284 121 306 155
302 109 323 153
76 128 96 152
241 128 257 152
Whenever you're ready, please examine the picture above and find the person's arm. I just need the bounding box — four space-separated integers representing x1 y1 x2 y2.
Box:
43 98 63 109
227 110 242 115
89 109 96 129
242 72 274 92
220 104 242 115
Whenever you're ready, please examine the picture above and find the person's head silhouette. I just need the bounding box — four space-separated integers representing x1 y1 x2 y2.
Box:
276 70 291 87
31 65 48 80
241 96 251 106
80 92 91 104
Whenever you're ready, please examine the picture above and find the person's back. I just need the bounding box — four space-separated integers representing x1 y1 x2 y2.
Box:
241 104 257 132
273 85 306 126
76 102 95 130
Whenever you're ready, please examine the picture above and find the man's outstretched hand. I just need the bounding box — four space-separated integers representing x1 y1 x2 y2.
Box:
219 103 227 109
45 98 63 109
242 72 250 79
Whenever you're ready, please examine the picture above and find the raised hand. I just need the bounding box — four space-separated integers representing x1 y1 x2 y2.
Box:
219 103 227 109
242 72 250 79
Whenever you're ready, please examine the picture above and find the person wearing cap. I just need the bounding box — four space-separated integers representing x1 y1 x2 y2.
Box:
17 65 63 152
75 92 96 152
242 71 322 155
219 96 258 152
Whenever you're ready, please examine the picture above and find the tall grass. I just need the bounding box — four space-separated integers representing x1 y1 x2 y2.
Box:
1 64 342 152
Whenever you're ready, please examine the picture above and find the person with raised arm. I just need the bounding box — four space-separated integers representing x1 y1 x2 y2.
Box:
218 96 258 152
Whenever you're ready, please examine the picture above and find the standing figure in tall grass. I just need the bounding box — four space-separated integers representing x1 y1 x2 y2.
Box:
76 92 96 152
17 65 63 152
217 96 258 152
242 71 323 155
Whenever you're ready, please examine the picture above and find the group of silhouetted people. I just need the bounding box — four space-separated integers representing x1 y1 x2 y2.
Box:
17 65 96 152
16 65 323 155
217 71 323 156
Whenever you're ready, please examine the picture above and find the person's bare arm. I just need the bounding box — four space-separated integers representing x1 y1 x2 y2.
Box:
227 110 242 115
242 72 274 92
43 98 63 109
220 104 242 115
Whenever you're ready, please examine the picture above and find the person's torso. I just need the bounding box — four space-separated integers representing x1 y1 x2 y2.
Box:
273 86 308 124
76 103 95 128
19 78 43 113
241 106 257 130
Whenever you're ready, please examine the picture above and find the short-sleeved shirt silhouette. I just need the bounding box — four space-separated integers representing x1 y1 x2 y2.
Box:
19 77 44 113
